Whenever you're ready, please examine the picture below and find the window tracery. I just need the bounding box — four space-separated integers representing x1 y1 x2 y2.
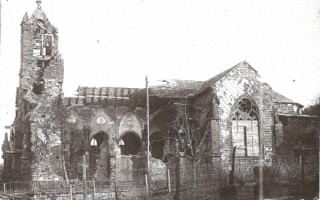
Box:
231 96 259 156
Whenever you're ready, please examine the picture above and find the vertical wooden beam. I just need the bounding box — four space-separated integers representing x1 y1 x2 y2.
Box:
230 146 236 185
69 183 73 200
175 138 180 200
244 126 248 157
300 151 305 196
145 76 150 196
168 168 171 193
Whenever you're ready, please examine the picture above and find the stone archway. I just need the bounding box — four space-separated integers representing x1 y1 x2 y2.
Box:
87 110 116 180
119 131 142 156
230 94 260 157
119 113 142 139
149 105 178 162
89 110 114 139
150 131 165 160
73 149 85 179
90 131 111 180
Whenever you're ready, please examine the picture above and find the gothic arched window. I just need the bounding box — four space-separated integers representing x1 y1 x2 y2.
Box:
231 96 259 156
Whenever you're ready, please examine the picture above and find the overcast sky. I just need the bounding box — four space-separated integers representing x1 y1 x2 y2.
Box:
0 0 319 154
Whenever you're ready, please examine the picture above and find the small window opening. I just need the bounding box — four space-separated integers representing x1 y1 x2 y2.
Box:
32 80 44 95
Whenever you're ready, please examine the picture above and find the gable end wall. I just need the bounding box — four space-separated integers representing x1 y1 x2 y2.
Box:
214 64 275 184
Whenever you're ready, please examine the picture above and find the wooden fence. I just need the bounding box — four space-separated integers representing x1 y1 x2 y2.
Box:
0 164 222 199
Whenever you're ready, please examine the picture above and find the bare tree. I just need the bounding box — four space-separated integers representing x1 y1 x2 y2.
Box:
302 94 320 117
150 98 214 166
171 103 211 166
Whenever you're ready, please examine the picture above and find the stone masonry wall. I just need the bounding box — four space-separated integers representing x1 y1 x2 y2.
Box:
18 10 65 181
213 62 275 184
64 104 146 181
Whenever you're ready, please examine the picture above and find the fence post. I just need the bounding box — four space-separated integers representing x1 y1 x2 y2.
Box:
300 153 305 198
229 146 236 185
145 174 149 197
83 180 88 200
3 183 5 194
114 181 118 200
31 181 34 196
175 138 180 200
70 182 73 200
168 168 171 193
93 178 95 200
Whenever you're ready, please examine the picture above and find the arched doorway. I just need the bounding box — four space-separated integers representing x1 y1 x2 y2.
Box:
90 131 111 179
150 131 175 162
74 149 85 179
230 95 260 156
149 105 178 162
119 132 142 156
150 131 165 160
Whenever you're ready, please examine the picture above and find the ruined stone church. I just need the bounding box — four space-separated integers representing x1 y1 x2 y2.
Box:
2 1 318 184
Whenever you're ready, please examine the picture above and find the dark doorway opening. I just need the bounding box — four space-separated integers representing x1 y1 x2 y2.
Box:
119 132 141 155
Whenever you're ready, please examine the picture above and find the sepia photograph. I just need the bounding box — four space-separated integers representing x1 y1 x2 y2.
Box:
0 0 319 199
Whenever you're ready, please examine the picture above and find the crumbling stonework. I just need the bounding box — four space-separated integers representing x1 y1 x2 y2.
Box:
3 3 64 181
58 103 146 181
2 2 318 190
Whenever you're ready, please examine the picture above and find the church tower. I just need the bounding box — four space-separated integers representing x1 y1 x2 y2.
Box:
11 0 64 180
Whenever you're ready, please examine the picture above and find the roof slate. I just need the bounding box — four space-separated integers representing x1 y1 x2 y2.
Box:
72 61 299 105
271 90 293 103
200 65 237 90
149 79 203 98
271 90 302 106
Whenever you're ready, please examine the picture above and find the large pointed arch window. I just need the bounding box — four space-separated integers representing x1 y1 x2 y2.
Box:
231 96 259 156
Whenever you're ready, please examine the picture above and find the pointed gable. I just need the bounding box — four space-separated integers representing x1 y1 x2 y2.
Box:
148 61 261 98
201 60 259 90
28 1 51 26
